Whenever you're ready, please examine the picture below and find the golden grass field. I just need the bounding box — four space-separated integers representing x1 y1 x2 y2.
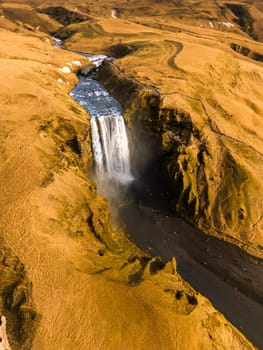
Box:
0 1 262 349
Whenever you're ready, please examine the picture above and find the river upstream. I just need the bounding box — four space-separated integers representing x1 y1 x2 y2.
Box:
67 47 263 349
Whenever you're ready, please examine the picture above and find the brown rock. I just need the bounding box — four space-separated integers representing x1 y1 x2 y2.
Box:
78 62 96 76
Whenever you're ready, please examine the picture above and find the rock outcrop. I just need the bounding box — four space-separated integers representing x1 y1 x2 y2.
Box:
78 62 96 76
0 247 37 350
39 6 89 26
106 43 136 58
230 43 263 62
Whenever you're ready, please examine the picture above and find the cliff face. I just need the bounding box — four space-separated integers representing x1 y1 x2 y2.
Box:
0 8 257 350
96 52 263 259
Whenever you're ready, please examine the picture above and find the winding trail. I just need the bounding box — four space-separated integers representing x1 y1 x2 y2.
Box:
165 40 184 69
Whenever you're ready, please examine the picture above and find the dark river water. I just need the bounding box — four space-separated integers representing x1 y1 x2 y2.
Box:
68 49 263 349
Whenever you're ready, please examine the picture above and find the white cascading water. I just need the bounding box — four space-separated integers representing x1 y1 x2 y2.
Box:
90 117 104 175
70 53 133 186
92 114 133 183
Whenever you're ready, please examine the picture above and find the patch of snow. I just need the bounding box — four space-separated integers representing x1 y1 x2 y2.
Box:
84 54 107 67
59 66 71 74
57 78 70 85
72 60 82 66
111 9 117 19
66 62 73 66
218 21 234 28
0 316 11 350
209 21 214 28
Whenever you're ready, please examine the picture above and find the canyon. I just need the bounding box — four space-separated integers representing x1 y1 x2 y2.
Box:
0 1 262 349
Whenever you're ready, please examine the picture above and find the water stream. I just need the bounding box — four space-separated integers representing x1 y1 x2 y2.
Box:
64 42 263 349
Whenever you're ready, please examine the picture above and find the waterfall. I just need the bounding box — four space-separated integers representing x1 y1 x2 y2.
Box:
53 36 63 48
70 54 133 186
92 114 133 184
90 117 104 175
